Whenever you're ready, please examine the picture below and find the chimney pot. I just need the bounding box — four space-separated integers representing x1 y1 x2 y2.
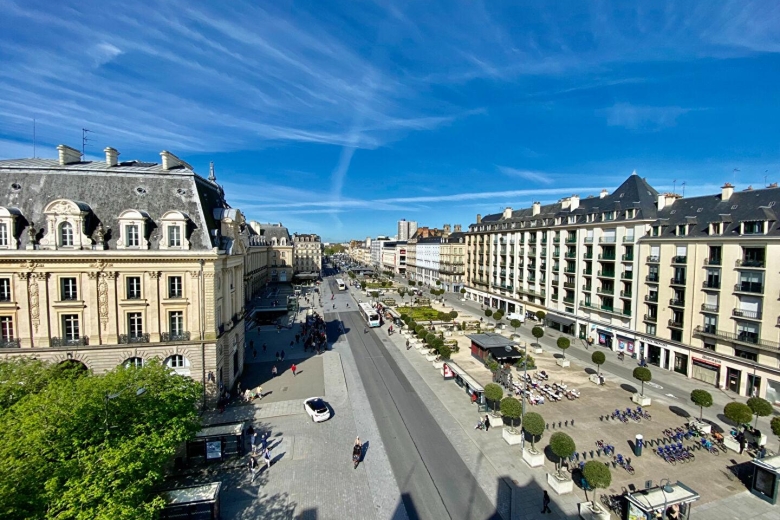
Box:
104 147 119 167
721 183 734 201
599 189 609 199
570 194 580 212
476 214 482 224
532 202 541 216
56 144 81 166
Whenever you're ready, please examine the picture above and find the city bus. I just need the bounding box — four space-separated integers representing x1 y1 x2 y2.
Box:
336 279 346 291
358 302 381 327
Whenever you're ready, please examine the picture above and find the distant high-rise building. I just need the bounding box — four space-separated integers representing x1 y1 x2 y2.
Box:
397 219 418 241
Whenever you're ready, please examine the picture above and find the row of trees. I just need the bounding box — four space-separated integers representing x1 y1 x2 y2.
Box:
0 358 202 520
401 315 453 360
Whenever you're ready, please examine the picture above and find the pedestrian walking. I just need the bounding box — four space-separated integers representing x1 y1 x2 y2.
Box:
237 381 242 395
272 365 278 377
275 352 280 362
261 432 268 451
541 490 552 514
290 340 294 349
484 414 490 432
249 456 258 482
263 447 272 470
291 363 297 377
262 343 267 353
280 351 285 361
250 431 258 454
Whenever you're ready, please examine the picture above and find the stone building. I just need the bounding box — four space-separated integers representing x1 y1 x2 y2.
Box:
292 233 322 281
0 145 251 405
248 222 293 283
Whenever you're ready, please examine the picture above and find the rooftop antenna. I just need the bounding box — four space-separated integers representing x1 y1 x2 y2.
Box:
765 170 769 188
733 168 740 184
81 128 92 158
681 181 686 197
672 179 677 194
33 118 36 158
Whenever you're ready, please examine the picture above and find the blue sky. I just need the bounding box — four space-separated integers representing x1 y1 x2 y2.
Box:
1 1 779 242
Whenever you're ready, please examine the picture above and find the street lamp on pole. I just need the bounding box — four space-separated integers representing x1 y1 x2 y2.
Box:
659 478 674 519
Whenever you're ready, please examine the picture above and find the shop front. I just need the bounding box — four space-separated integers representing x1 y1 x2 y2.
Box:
691 357 720 387
596 327 614 350
727 367 742 394
546 313 575 336
443 361 485 410
616 334 636 357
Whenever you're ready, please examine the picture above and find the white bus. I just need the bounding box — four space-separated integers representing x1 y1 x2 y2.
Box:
359 302 381 327
336 279 346 291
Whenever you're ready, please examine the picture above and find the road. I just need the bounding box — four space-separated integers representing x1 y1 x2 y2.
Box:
324 275 500 520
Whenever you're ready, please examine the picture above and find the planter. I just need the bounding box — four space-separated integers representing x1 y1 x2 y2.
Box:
547 473 574 495
579 501 610 520
432 360 444 369
723 435 741 453
534 347 544 354
425 354 438 362
523 448 545 468
415 343 424 350
589 374 605 386
631 393 651 406
502 427 523 445
689 419 711 435
556 358 570 368
486 414 501 427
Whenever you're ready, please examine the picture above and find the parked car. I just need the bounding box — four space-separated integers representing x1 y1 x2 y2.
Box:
303 397 331 422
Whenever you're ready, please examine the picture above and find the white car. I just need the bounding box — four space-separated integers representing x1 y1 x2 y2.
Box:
303 397 331 422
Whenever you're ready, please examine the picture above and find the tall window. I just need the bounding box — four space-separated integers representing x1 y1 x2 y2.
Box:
169 311 184 336
0 278 10 301
0 316 13 340
168 276 183 298
126 276 142 299
166 354 184 368
61 277 78 300
125 225 139 247
128 312 143 338
62 314 80 341
124 357 143 369
0 223 8 247
60 222 74 247
168 226 181 247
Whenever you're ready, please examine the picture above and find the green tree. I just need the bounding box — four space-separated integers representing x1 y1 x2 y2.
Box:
582 460 612 502
556 336 570 359
400 313 409 322
397 288 406 304
724 402 753 426
549 432 576 475
632 367 652 396
360 281 367 290
771 417 780 451
510 319 522 334
415 325 426 337
484 383 503 415
535 310 546 322
460 288 466 295
591 351 605 378
0 359 201 520
417 281 423 287
531 326 544 347
425 333 436 345
435 280 441 285
438 344 452 361
500 397 522 433
449 311 458 320
493 310 504 323
690 389 713 421
747 397 773 428
484 309 493 322
522 412 545 451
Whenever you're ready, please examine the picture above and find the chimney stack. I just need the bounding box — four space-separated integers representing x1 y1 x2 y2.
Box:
570 194 580 211
503 207 512 219
532 202 541 216
721 183 734 201
159 150 192 171
57 144 81 165
443 224 451 235
104 147 119 167
454 224 462 232
561 198 571 210
599 189 609 199
476 214 482 224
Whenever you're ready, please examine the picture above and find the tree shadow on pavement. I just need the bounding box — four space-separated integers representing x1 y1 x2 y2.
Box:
620 383 637 394
669 405 691 419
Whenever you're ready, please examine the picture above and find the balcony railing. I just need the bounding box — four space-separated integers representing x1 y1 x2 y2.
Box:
643 314 657 323
668 319 684 328
584 253 593 259
670 278 686 286
703 280 721 290
584 237 594 243
599 237 617 243
694 326 780 350
620 291 633 298
552 250 560 258
565 252 577 259
119 334 151 344
672 256 688 264
645 294 658 302
566 236 577 244
622 254 634 261
50 336 89 347
669 299 685 307
703 257 721 266
734 282 764 294
563 297 575 304
582 285 592 292
621 272 634 280
553 237 561 243
646 255 660 263
646 275 659 283
563 282 575 289
597 287 614 295
701 303 719 313
623 236 635 243
564 267 577 274
598 271 616 278
0 338 20 348
732 308 762 320
161 331 192 342
736 259 765 269
598 254 616 260
583 270 593 276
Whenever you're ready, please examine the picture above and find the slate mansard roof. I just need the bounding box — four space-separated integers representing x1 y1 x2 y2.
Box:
0 154 231 251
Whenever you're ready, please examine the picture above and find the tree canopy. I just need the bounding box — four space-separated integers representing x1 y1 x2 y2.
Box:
500 397 522 431
556 337 570 358
583 460 611 490
523 412 545 450
724 402 753 426
771 417 780 451
510 319 522 332
531 326 544 344
690 389 713 421
747 397 773 427
549 432 576 471
0 358 202 520
484 383 503 414
632 367 652 396
591 351 605 377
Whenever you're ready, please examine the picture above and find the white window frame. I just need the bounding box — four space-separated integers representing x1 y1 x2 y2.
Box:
0 278 10 301
116 210 149 250
62 314 80 341
169 311 184 336
127 312 143 337
126 276 142 299
168 276 183 298
159 211 191 250
60 222 74 247
0 316 13 340
61 277 78 301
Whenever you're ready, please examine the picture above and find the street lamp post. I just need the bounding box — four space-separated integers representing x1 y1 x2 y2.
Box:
659 478 674 519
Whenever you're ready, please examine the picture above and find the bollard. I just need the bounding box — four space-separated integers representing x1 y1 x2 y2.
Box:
634 434 643 457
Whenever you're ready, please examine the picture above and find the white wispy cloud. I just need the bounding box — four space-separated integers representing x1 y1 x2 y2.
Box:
602 103 692 131
497 166 554 185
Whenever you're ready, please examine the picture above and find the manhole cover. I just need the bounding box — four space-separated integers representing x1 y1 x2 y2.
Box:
282 386 288 392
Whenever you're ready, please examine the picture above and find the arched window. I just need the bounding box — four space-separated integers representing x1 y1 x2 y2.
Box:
123 357 143 369
60 222 74 247
166 354 184 368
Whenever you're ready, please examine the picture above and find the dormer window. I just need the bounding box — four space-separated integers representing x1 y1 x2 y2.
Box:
711 223 721 235
603 211 615 221
0 207 21 250
0 223 8 247
125 225 139 247
40 199 92 250
159 211 191 250
116 210 150 250
626 209 635 219
168 226 181 247
555 217 561 225
652 226 660 237
742 221 764 235
676 225 686 236
568 216 577 224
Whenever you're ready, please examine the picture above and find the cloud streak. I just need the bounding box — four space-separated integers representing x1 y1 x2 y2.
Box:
497 166 554 185
603 103 692 131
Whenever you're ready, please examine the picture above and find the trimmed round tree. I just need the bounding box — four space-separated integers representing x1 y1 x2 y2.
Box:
535 310 546 322
500 397 522 433
771 416 780 451
415 325 426 337
747 397 773 428
449 311 458 320
724 402 753 427
690 389 713 421
591 351 606 378
408 320 417 331
460 288 466 295
425 333 436 345
510 319 522 334
523 412 545 452
549 432 576 475
582 460 612 502
484 383 503 416
556 337 570 359
438 344 452 361
493 310 504 323
632 367 652 396
485 309 493 321
531 326 545 347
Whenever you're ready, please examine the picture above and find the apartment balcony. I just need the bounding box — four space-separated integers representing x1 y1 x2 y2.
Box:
623 236 635 243
551 294 559 301
564 267 577 274
597 270 616 278
645 294 658 302
599 237 617 244
0 338 20 348
600 305 631 317
580 300 594 309
736 259 766 269
701 303 719 313
500 248 507 255
597 286 615 296
50 336 89 347
620 290 633 298
582 285 592 292
528 238 537 245
598 254 616 261
702 280 721 290
646 274 659 283
563 281 575 289
584 252 593 259
541 248 548 257
668 318 684 328
621 254 634 261
646 256 660 263
669 298 686 307
734 282 764 295
518 248 525 256
584 237 594 243
563 296 575 304
552 250 560 258
694 326 780 350
161 331 192 342
583 270 593 276
565 251 577 259
566 236 577 244
541 238 548 245
671 256 688 264
528 248 537 257
670 278 687 286
703 258 721 266
643 314 657 323
553 236 561 243
732 308 763 320
621 272 634 281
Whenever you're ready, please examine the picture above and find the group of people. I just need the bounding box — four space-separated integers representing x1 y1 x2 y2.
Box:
247 426 273 482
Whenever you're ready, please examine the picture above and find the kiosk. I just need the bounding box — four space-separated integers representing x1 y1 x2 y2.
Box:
623 481 699 520
443 361 485 410
159 482 221 520
186 422 246 464
750 454 780 504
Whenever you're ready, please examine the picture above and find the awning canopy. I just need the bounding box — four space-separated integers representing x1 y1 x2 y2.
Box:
626 482 700 512
547 313 575 326
445 361 484 392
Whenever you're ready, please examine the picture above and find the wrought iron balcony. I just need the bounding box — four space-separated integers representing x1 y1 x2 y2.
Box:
161 331 192 342
736 259 765 269
646 275 659 283
670 278 687 286
645 294 658 302
598 254 616 260
732 308 762 320
598 270 616 278
0 338 20 348
643 314 657 323
694 326 779 350
563 282 575 289
563 296 575 304
734 282 764 295
623 236 635 243
646 255 660 263
700 303 719 313
668 318 684 328
566 236 577 243
119 334 150 344
582 285 592 292
584 252 593 259
671 256 687 264
703 257 721 266
597 287 614 295
599 237 617 243
50 336 89 347
669 299 685 307
621 272 634 280
702 280 721 290
620 291 633 298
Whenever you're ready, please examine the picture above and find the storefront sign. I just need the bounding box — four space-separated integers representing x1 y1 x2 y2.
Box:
702 355 719 363
693 357 720 368
617 335 635 353
206 441 222 460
